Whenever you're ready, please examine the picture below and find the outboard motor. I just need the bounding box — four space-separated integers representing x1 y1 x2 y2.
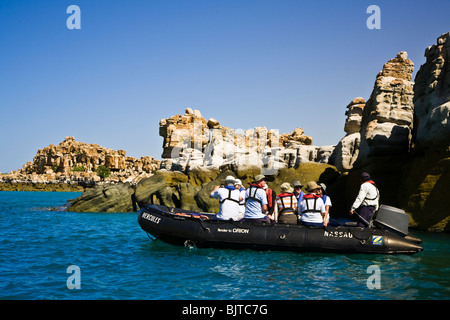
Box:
374 205 422 244
374 205 410 236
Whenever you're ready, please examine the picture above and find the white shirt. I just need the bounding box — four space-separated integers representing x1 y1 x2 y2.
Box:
322 195 331 223
323 196 332 207
211 187 242 221
238 188 246 217
244 186 268 219
351 182 379 211
299 195 326 224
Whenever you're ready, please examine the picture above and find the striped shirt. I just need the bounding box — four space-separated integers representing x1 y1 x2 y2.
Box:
276 193 298 215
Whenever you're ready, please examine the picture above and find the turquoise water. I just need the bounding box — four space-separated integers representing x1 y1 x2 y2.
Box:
0 191 449 300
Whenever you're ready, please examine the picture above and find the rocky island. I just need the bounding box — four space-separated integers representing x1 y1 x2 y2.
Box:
2 32 449 232
0 136 160 191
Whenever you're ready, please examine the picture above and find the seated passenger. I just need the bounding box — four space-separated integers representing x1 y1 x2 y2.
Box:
244 174 271 223
234 179 246 221
263 183 276 221
210 175 242 221
318 182 331 227
276 182 298 224
299 181 326 227
292 181 305 203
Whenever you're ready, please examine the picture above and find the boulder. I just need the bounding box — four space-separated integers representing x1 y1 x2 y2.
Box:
134 174 168 207
177 182 201 211
269 163 340 194
134 170 190 208
187 167 220 187
66 183 135 213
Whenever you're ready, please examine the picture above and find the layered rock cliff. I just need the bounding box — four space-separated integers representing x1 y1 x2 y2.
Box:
413 32 450 149
400 32 450 231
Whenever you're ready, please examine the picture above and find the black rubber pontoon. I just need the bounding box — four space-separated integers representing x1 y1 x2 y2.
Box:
138 204 423 255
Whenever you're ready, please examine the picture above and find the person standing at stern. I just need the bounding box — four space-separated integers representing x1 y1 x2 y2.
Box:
349 172 380 228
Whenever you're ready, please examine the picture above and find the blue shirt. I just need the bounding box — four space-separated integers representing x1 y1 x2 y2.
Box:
244 186 268 219
295 191 305 203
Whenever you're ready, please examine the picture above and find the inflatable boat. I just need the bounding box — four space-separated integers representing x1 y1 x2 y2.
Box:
138 204 423 255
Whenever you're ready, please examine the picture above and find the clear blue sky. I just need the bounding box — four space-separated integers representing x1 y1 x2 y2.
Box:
0 0 449 172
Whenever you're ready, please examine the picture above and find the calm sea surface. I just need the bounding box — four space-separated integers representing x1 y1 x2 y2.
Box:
0 191 449 300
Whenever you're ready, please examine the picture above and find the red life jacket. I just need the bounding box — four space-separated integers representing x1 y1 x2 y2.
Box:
277 193 293 198
302 193 322 213
364 180 376 186
303 193 320 199
266 188 274 208
277 193 296 214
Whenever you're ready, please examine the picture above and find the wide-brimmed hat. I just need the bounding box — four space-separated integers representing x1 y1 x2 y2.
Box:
254 174 266 182
305 181 321 192
280 182 294 193
234 179 242 186
292 181 304 188
225 175 236 183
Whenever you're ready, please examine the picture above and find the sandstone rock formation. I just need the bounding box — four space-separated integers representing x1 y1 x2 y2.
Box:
0 136 160 187
331 98 365 172
344 97 366 135
358 51 415 162
159 108 333 174
332 52 415 173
